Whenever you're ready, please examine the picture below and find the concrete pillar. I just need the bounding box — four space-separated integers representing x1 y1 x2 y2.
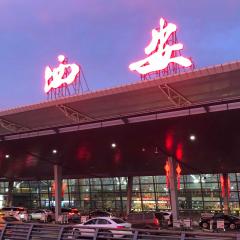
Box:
168 156 179 221
7 180 14 207
126 176 133 216
54 164 62 221
222 173 230 215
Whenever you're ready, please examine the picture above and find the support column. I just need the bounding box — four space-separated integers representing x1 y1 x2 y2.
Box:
168 156 179 221
54 164 62 221
126 176 133 216
7 180 14 207
222 173 230 215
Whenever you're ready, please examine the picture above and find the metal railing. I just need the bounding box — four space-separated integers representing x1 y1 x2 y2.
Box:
0 223 240 240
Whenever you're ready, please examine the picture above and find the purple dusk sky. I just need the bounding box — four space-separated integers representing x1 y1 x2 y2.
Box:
0 0 239 109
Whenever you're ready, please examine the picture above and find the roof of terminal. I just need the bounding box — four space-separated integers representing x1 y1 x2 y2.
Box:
1 61 240 140
1 61 240 179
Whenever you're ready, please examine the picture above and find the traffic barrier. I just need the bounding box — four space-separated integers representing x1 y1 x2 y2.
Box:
173 219 181 229
40 213 48 223
57 214 69 224
0 222 239 240
217 219 225 231
182 218 192 229
23 213 30 222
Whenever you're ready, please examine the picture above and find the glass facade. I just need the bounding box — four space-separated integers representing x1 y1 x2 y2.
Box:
0 173 239 214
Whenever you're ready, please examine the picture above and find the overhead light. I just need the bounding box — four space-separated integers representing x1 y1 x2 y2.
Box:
189 134 196 141
164 187 168 192
5 154 10 159
52 149 58 154
193 179 200 184
111 143 116 148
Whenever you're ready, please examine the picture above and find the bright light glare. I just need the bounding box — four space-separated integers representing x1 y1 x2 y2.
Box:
5 154 10 159
111 143 117 148
58 55 65 63
52 149 58 154
190 135 196 141
193 179 199 184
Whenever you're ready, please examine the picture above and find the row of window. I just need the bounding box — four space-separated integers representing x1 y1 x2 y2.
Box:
0 173 239 213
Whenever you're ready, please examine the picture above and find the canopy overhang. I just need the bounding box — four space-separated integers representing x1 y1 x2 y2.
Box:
0 61 240 180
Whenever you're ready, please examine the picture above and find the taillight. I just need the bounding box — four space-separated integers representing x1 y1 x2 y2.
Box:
117 226 125 229
153 217 159 225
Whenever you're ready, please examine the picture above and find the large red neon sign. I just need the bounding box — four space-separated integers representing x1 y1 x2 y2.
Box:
129 18 192 75
44 55 80 93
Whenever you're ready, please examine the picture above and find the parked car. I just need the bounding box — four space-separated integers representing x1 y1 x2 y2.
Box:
0 215 20 224
73 217 132 239
89 210 112 219
199 213 240 230
127 212 160 229
155 211 173 226
62 208 81 223
0 207 27 220
29 209 54 222
50 207 81 223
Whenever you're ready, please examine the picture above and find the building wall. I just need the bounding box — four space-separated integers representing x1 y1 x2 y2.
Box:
0 173 239 214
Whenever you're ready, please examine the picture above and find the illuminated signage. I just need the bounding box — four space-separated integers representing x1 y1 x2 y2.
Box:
176 163 182 190
44 55 80 93
164 160 170 189
129 18 192 75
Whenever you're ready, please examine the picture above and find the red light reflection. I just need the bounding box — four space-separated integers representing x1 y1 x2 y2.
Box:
176 143 183 160
25 154 38 167
165 132 173 152
77 145 91 161
113 148 122 164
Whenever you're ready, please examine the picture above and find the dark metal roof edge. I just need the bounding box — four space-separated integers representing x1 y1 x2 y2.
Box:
1 95 240 141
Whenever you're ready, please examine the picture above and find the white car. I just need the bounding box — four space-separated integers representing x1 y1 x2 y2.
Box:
1 207 27 221
29 209 53 222
73 217 132 239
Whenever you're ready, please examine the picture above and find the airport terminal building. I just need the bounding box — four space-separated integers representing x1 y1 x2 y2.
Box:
0 61 240 218
0 173 239 214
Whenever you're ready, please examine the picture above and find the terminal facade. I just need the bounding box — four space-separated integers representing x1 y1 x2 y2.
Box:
0 61 240 220
0 173 239 215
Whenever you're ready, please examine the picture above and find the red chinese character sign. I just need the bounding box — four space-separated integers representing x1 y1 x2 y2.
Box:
129 18 193 79
44 55 89 99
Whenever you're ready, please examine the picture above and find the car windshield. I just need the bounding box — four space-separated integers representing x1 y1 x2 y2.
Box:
229 215 240 220
111 218 125 224
91 211 110 216
61 208 71 213
1 208 12 211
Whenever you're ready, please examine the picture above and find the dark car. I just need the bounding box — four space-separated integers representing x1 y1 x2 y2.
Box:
50 207 81 223
199 213 240 230
62 208 81 223
89 210 112 219
126 212 160 229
